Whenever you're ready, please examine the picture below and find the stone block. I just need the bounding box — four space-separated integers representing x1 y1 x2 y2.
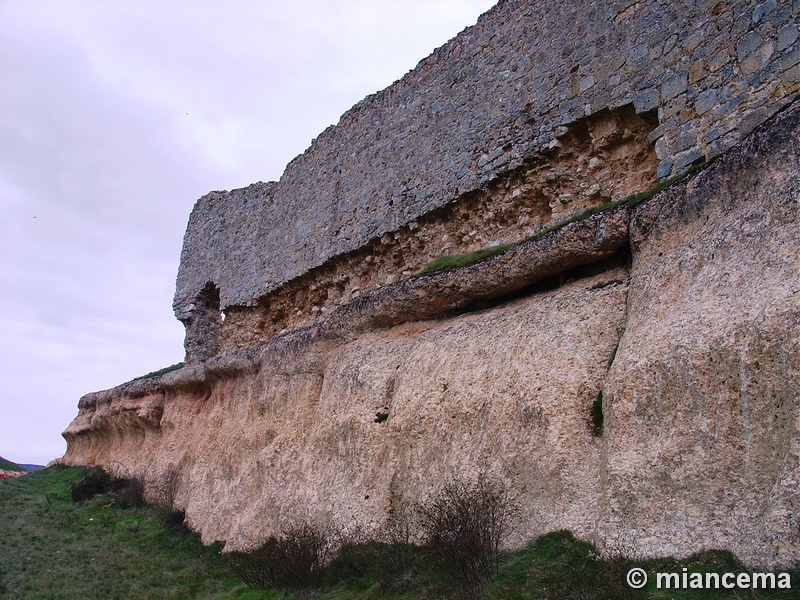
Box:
753 0 777 24
738 106 771 139
695 88 719 115
683 30 707 53
661 94 688 119
657 158 673 178
705 122 735 143
662 71 689 99
778 23 799 52
646 122 667 144
782 62 800 84
780 44 800 69
630 44 650 62
740 41 775 75
674 133 697 151
737 32 764 61
634 88 660 112
579 74 596 92
673 147 704 170
655 137 669 159
706 129 739 157
689 59 706 84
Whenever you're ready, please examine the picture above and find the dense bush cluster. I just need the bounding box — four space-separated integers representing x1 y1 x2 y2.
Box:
69 466 144 508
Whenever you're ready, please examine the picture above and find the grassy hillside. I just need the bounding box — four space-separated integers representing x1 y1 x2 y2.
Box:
0 466 796 599
0 457 24 472
0 466 258 599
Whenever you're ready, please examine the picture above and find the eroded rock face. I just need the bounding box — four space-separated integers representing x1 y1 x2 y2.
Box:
600 100 800 567
67 269 629 551
64 99 800 568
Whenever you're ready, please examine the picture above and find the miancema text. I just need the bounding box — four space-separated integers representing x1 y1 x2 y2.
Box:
657 569 792 590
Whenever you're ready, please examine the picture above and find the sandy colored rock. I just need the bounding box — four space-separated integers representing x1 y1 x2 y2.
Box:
600 101 800 567
67 270 628 551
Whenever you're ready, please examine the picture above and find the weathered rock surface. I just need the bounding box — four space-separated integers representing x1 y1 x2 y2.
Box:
600 99 800 567
0 470 24 481
64 101 800 567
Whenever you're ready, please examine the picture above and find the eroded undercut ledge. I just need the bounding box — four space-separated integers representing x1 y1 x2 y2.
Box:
213 104 656 354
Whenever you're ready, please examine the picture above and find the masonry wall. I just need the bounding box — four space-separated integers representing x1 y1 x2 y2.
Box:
174 0 799 354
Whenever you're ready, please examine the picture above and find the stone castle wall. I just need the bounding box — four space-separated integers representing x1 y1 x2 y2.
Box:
174 0 799 352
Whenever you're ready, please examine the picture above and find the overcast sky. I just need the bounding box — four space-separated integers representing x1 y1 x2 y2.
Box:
0 0 497 466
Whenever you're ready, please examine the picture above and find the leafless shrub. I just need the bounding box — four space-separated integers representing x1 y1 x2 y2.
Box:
114 474 145 508
417 476 519 599
147 466 188 528
151 467 180 509
225 521 338 590
352 507 418 590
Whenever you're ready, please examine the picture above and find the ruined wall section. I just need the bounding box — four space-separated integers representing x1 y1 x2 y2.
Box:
175 0 799 357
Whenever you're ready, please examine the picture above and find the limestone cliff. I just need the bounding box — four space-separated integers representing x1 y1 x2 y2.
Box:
62 0 800 570
65 100 800 567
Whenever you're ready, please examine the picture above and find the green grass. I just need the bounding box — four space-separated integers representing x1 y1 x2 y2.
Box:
0 466 255 599
416 243 516 275
487 531 798 600
134 362 185 381
0 457 24 472
1 468 796 599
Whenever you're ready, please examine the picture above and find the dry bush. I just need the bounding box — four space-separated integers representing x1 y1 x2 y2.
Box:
377 507 418 585
225 521 338 590
417 476 519 599
148 467 187 529
151 467 180 509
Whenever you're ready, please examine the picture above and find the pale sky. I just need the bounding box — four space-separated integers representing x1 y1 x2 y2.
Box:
0 0 497 466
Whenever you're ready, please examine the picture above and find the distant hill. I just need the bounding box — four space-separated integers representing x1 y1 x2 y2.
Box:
18 464 44 472
0 456 24 472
